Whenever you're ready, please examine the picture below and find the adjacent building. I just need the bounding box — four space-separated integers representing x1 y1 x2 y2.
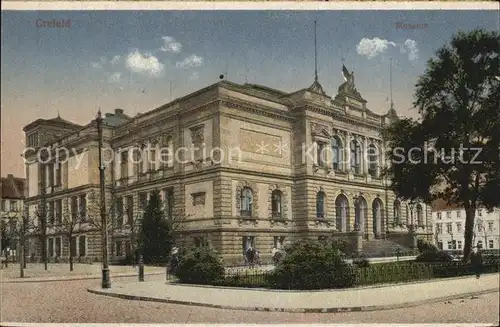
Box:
432 199 500 251
1 174 26 257
23 74 433 264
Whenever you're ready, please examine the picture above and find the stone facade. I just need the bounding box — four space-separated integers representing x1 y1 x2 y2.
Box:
23 79 433 265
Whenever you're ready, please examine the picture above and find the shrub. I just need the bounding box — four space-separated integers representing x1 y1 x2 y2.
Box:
417 239 439 253
415 250 453 263
268 239 357 290
174 246 225 285
353 257 370 268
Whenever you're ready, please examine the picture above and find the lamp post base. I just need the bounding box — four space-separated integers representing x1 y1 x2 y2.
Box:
101 268 111 289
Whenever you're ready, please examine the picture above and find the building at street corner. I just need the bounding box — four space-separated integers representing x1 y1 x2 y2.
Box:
22 70 433 265
1 174 26 259
431 199 500 252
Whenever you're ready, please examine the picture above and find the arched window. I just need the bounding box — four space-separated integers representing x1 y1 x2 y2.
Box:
335 194 349 232
332 136 343 171
240 188 253 217
416 204 424 227
372 199 383 236
354 197 367 231
393 200 401 224
271 190 282 219
350 140 361 174
316 192 325 219
368 144 378 177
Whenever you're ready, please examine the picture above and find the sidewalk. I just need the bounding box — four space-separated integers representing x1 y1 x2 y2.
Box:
1 264 165 283
88 273 500 313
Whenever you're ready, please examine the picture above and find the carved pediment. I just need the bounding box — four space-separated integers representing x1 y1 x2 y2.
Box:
310 122 331 138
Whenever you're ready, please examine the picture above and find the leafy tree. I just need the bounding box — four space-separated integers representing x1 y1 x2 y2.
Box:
138 190 172 264
383 29 500 262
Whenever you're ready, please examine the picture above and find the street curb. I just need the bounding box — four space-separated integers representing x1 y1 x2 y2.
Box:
1 272 164 283
86 287 499 313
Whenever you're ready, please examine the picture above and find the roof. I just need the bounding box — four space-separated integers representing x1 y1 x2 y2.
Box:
431 199 462 212
23 115 82 132
0 174 26 199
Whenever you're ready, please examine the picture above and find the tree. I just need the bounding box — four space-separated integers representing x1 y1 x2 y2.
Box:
383 29 500 262
137 190 172 264
27 205 49 270
53 204 84 271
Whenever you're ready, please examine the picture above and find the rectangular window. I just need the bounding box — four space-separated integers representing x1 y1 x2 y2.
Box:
55 162 62 186
115 197 123 228
242 236 255 253
71 196 78 220
437 212 442 219
48 163 55 187
55 237 62 257
436 223 442 234
79 194 87 220
446 211 451 218
477 221 484 232
488 221 494 232
477 209 482 217
48 238 54 257
55 199 62 225
488 240 494 249
149 149 157 171
447 241 453 250
70 236 77 257
477 240 483 249
163 189 174 218
437 241 443 250
78 236 86 256
120 151 129 178
446 222 452 234
456 211 461 218
457 240 462 249
316 142 326 167
456 222 462 232
48 201 55 225
126 196 134 226
10 201 17 212
139 193 148 211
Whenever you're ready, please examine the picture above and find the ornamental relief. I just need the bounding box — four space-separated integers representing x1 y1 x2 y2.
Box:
235 180 259 218
310 122 331 138
268 184 288 220
190 125 205 145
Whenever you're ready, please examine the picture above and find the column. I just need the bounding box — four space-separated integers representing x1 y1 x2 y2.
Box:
127 149 133 180
115 150 121 181
345 132 351 172
142 143 149 173
363 136 369 175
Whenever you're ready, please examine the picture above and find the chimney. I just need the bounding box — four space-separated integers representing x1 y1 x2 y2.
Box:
115 109 124 115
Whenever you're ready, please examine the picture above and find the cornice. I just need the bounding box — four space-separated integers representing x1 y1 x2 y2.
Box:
220 99 295 122
302 104 383 131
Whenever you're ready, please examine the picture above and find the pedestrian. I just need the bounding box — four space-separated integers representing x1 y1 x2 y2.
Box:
470 247 483 279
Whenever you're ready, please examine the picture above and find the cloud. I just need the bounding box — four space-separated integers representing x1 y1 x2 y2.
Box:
401 39 419 61
125 50 164 77
160 36 182 53
107 72 122 83
110 55 121 65
91 56 107 68
356 37 396 59
189 72 200 81
176 54 204 69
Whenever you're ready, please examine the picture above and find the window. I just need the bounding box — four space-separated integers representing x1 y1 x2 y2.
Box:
79 194 87 220
477 240 483 249
456 222 462 232
447 241 453 250
242 236 255 253
10 200 17 212
48 163 55 187
161 136 173 168
416 204 424 226
240 188 253 217
78 236 86 256
488 221 494 232
71 196 78 220
456 211 461 218
331 137 343 171
350 140 361 174
48 238 54 257
273 236 285 249
437 241 443 250
393 200 401 224
477 221 484 232
164 189 174 219
271 190 282 219
115 241 122 256
437 212 442 219
316 191 325 219
135 148 143 174
1 200 6 211
446 211 451 219
149 148 157 171
477 209 482 217
436 223 443 234
70 236 77 257
488 240 494 249
335 195 349 232
27 133 39 147
115 197 124 227
55 162 62 186
125 241 131 256
55 237 62 257
446 222 452 234
316 142 326 167
48 201 55 225
139 193 148 211
120 151 129 178
367 144 378 177
457 240 462 249
55 199 62 225
126 195 134 225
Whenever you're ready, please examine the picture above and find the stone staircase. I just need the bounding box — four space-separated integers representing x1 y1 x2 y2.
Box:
361 239 414 258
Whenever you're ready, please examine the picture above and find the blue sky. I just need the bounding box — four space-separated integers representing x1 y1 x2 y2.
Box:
1 10 498 176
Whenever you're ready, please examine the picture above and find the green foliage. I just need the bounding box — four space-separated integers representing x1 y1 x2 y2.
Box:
417 239 439 253
357 262 433 285
268 239 358 290
383 29 500 261
174 246 225 285
415 250 453 263
138 190 172 264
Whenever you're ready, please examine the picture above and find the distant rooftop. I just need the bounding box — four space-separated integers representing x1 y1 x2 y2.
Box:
0 174 26 199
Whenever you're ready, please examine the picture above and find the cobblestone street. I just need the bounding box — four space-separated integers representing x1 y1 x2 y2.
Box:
1 275 498 324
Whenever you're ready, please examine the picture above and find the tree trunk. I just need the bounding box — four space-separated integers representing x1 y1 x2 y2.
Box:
462 207 476 263
69 253 73 271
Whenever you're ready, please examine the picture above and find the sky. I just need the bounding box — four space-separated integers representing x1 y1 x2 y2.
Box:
1 9 498 177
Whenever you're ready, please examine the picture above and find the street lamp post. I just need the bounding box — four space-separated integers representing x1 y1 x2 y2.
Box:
97 110 111 289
